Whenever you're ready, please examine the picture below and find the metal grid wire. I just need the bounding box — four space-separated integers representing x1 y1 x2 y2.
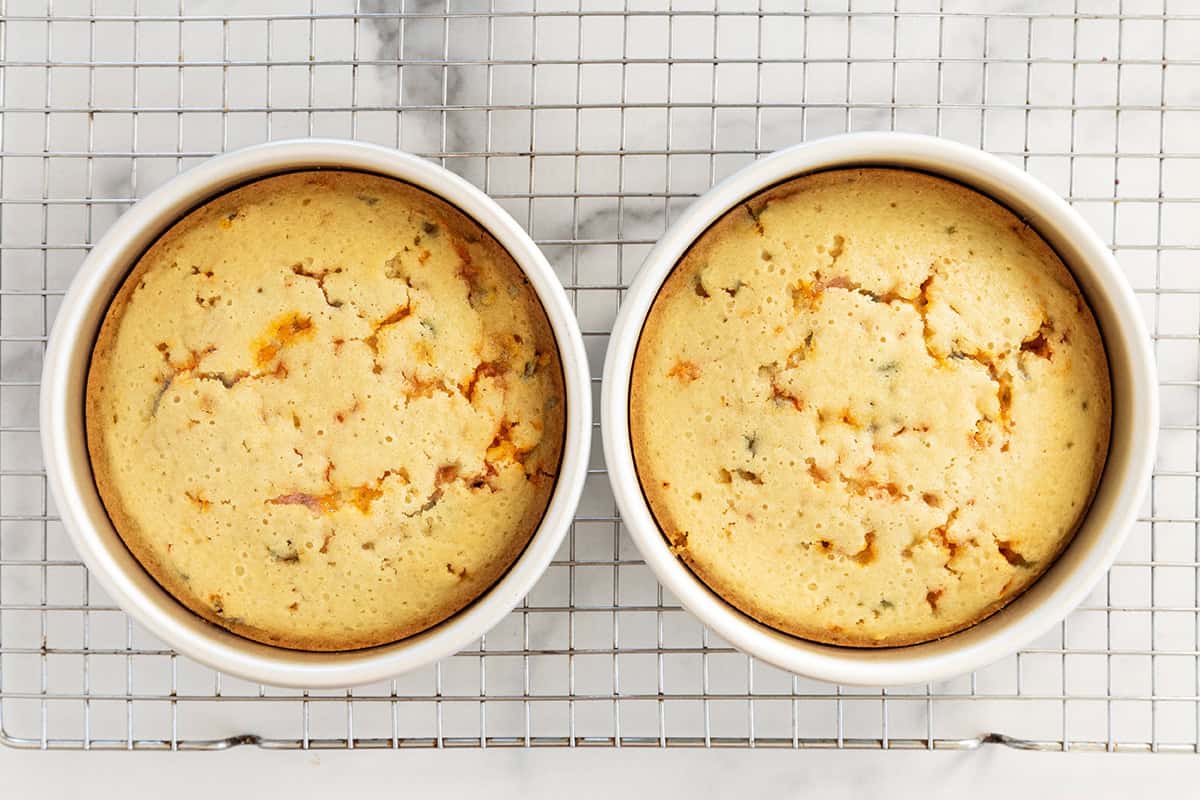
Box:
0 0 1196 752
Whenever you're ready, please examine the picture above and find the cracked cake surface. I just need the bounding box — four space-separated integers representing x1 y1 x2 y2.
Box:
630 168 1111 647
86 170 565 651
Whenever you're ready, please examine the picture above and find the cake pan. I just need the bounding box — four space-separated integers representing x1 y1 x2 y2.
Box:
41 139 591 689
601 132 1157 687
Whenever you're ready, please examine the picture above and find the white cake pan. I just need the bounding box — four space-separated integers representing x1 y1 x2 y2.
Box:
601 132 1157 687
41 139 591 689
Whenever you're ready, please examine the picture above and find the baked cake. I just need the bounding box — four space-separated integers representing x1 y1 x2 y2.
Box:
87 170 565 651
630 168 1111 647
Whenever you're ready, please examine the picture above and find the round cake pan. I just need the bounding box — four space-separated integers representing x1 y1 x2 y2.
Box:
601 132 1157 687
41 139 591 689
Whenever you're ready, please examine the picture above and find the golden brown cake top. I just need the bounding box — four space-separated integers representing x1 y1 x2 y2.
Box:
87 170 564 651
631 168 1110 647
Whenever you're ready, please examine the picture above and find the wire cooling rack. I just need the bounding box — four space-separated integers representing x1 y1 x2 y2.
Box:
0 0 1196 752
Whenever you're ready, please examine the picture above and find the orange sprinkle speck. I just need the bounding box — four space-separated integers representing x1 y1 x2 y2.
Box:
350 485 383 514
253 312 314 368
667 360 701 384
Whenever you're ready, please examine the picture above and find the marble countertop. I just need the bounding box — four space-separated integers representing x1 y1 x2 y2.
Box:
4 745 1200 798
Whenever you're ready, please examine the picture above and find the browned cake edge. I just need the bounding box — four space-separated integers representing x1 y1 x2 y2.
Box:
86 170 567 652
629 167 1112 648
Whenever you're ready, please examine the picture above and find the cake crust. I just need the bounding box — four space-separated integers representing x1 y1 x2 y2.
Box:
630 168 1111 647
87 170 565 651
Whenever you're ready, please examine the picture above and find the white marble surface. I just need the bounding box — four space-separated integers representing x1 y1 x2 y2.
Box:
3 746 1200 798
1 0 1198 774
